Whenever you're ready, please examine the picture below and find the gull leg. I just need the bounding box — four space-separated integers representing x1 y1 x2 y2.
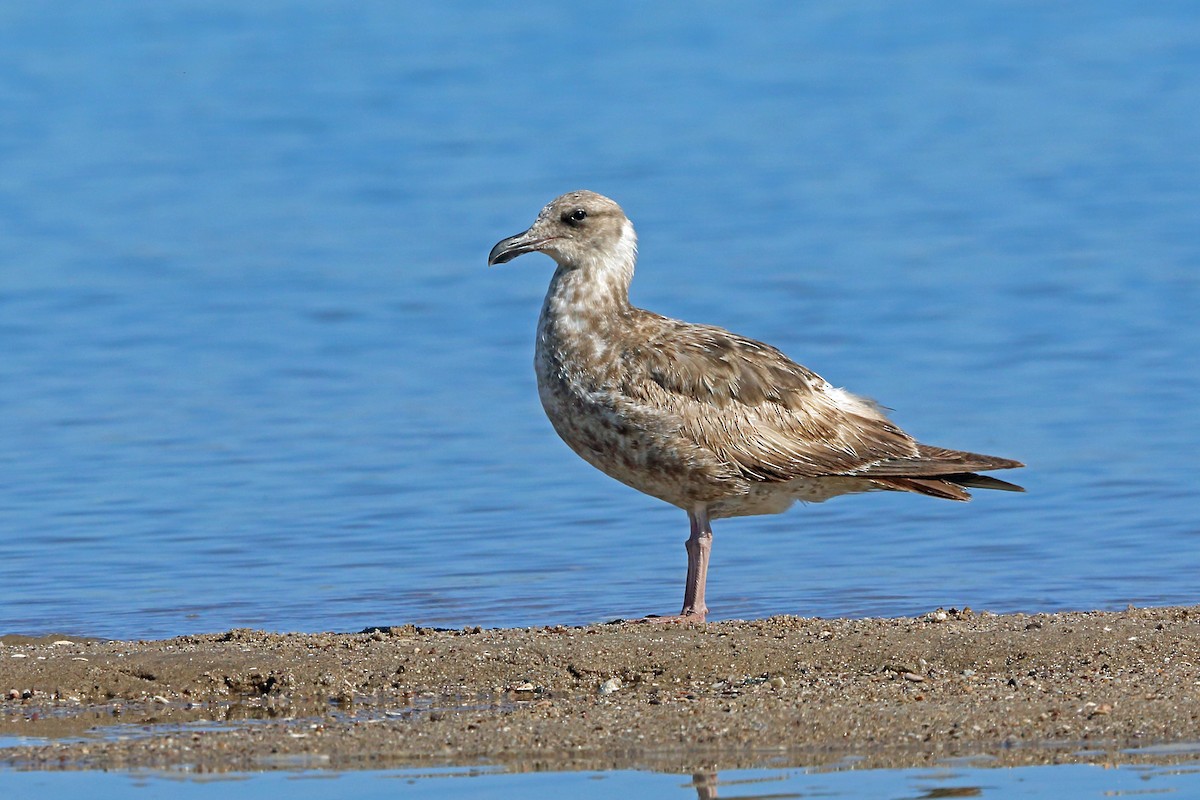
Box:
633 506 712 624
680 505 712 621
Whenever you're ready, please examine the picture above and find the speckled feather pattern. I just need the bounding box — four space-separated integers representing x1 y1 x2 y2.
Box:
491 191 1022 522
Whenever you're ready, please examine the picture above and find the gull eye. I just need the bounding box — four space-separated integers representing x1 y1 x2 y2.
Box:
563 208 588 226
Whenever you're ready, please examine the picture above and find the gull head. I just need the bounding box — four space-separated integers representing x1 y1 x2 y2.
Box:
488 191 636 270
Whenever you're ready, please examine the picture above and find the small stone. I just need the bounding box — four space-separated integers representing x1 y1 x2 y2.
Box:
599 677 622 695
902 672 926 683
769 676 786 689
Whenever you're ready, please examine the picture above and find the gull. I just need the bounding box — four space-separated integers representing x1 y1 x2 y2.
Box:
488 190 1023 623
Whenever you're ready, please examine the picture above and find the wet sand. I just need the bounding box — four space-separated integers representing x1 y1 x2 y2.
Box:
3 605 1199 773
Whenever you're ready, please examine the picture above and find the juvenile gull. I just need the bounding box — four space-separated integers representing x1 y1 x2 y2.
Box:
488 190 1024 622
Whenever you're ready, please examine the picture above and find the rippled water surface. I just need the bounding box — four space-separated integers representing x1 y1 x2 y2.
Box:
6 760 1200 800
2 2 1199 639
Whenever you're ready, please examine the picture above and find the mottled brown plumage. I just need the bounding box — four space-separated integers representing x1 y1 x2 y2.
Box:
489 190 1023 622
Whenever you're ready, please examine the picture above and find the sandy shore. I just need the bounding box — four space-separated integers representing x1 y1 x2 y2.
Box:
2 605 1199 773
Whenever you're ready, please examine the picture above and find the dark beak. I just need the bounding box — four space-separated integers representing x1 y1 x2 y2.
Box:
487 229 552 266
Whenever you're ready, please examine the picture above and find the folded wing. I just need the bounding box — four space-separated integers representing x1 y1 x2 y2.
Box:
621 314 1024 498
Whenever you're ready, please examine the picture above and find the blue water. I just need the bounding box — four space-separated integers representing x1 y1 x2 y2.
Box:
5 761 1200 800
2 2 1199 640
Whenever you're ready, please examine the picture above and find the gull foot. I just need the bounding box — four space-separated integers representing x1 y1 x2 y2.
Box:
632 611 707 625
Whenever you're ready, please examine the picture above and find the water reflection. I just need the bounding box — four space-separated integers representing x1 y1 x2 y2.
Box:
688 770 807 800
685 769 985 800
3 760 1199 799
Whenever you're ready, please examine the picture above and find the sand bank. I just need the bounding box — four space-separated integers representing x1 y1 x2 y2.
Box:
3 606 1198 772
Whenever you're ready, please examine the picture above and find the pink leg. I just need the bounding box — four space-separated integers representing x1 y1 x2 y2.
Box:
633 506 712 624
680 506 712 620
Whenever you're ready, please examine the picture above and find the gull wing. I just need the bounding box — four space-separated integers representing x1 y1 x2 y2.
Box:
620 316 921 481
